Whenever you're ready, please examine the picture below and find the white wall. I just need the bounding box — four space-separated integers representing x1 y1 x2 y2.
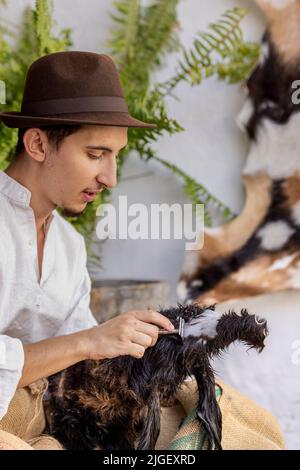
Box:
86 0 265 298
213 290 300 451
2 0 265 298
2 0 299 449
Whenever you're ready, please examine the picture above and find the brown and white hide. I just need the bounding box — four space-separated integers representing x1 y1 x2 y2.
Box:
178 0 300 306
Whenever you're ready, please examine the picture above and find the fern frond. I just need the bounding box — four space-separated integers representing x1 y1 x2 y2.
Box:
0 6 37 164
108 3 248 226
216 40 260 83
136 0 180 71
34 0 54 55
126 141 234 224
109 0 180 96
156 7 259 96
108 0 141 68
34 0 72 56
0 0 72 166
151 156 234 225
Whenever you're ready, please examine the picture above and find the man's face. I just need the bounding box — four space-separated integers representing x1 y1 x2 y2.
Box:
41 125 128 217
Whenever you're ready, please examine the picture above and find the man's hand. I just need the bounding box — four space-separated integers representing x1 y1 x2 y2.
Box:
18 310 174 388
81 310 174 361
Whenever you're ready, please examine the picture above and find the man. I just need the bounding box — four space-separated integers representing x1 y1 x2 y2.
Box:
0 51 174 430
0 51 285 452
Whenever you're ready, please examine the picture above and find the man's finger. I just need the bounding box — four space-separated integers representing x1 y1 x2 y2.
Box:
131 331 153 349
135 321 159 338
134 310 174 332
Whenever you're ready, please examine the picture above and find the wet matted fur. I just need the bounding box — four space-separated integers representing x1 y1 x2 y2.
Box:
44 304 267 450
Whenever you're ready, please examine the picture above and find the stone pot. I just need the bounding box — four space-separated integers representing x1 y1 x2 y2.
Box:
90 279 171 324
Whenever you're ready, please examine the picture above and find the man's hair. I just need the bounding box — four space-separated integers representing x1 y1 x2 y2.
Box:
15 125 83 157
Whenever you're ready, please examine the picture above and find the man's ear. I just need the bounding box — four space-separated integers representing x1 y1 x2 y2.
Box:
23 128 48 163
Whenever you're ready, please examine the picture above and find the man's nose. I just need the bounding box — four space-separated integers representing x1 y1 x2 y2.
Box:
97 158 117 189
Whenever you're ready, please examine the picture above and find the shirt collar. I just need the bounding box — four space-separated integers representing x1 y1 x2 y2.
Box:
0 170 56 228
0 170 32 207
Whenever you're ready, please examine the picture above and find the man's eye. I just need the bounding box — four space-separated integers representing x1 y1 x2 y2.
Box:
88 154 104 160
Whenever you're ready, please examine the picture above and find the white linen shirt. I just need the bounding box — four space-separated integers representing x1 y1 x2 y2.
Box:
0 170 97 419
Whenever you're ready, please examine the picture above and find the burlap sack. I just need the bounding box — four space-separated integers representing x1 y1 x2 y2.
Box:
156 379 285 450
0 377 285 450
0 378 62 450
0 430 33 450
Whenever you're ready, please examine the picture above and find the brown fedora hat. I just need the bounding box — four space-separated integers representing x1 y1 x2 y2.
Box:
0 51 156 129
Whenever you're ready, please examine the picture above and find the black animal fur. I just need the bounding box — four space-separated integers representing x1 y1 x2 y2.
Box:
246 33 300 140
44 304 267 450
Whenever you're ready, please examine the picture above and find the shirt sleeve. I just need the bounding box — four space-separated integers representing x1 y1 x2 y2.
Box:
0 335 24 420
55 236 97 336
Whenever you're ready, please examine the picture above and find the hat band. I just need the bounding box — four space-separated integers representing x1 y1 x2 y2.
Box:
22 96 128 116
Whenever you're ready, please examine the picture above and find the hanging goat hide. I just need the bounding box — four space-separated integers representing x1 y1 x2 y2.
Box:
178 0 300 306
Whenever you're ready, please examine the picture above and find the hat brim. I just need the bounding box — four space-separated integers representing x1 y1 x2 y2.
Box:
0 111 156 129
